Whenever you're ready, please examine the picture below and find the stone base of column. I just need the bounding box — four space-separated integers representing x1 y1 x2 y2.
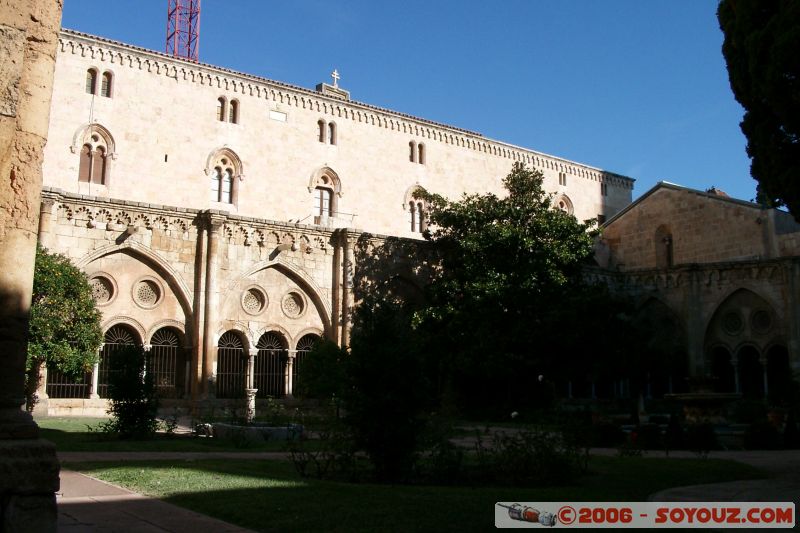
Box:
0 439 59 533
245 389 258 423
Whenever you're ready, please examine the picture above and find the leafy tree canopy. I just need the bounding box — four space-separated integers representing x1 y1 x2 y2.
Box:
415 163 632 413
28 245 103 377
718 0 800 214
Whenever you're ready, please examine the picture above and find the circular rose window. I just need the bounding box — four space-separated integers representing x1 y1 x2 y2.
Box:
281 291 305 318
90 276 114 305
241 287 267 315
133 279 162 308
722 311 743 335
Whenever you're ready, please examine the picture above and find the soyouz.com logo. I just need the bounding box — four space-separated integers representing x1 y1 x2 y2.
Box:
494 502 795 528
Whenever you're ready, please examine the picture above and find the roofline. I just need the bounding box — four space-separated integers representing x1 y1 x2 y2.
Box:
602 181 764 228
60 28 635 185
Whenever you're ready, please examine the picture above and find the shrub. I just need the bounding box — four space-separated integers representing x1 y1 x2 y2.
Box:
664 414 685 450
474 428 584 486
99 345 159 439
635 423 663 450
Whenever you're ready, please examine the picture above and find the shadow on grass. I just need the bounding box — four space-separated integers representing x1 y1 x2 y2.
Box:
64 456 765 533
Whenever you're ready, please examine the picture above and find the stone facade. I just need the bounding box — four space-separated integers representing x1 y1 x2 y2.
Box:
598 183 800 399
38 29 636 414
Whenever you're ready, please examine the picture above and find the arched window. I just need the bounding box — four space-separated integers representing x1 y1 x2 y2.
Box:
416 201 426 232
78 144 92 182
555 194 574 215
228 99 239 124
217 331 245 399
206 148 243 205
409 201 416 231
404 185 428 234
100 71 112 98
216 97 227 121
255 331 287 398
293 333 320 391
150 328 182 398
98 324 141 398
74 125 114 185
315 186 332 218
308 167 342 222
318 119 326 143
418 143 426 165
409 140 417 163
328 122 337 145
654 225 673 268
211 164 234 204
85 69 98 94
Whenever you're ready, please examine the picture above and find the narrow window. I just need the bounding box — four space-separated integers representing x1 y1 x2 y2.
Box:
318 120 326 143
100 72 112 98
85 69 97 94
409 201 417 232
328 122 337 145
211 167 221 202
221 169 233 204
217 98 226 121
418 143 426 165
91 146 106 184
229 100 239 124
655 225 674 268
316 187 332 217
78 144 92 182
409 141 417 163
417 202 426 232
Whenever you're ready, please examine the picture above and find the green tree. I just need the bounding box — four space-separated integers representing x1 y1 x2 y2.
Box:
26 245 103 408
718 0 800 215
416 163 629 414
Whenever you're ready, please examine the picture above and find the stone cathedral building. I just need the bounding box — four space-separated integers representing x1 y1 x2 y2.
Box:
35 29 800 415
35 29 632 415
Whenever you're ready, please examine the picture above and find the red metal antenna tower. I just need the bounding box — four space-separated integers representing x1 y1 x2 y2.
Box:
166 0 201 62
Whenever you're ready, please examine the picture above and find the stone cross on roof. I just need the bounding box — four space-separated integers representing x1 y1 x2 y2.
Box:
331 69 340 88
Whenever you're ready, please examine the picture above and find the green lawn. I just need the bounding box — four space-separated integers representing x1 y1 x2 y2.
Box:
37 417 298 452
68 456 763 533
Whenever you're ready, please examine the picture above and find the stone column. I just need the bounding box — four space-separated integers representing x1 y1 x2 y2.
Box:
32 363 48 416
0 1 63 529
37 197 55 249
286 349 296 397
247 348 257 390
89 359 100 399
760 356 769 397
732 355 740 394
341 232 356 346
202 215 223 398
191 219 207 402
685 266 706 376
331 229 342 346
244 388 257 423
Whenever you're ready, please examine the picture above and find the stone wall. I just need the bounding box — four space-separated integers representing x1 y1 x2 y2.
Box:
42 30 633 239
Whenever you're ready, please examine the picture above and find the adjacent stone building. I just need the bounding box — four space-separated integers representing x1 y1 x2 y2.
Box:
36 29 635 415
596 182 800 401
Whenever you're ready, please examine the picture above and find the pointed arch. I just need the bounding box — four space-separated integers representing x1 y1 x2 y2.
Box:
307 166 342 197
77 241 193 321
231 257 332 336
204 146 244 178
71 123 117 158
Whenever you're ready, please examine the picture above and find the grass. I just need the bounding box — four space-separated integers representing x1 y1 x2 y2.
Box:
67 456 764 532
36 417 300 453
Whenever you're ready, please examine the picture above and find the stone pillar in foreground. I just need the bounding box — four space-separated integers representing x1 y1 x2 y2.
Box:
0 0 63 530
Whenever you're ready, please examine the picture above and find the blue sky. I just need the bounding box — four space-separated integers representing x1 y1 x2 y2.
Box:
62 0 754 201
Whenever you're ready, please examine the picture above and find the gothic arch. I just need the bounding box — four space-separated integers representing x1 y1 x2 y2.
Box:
204 146 244 179
402 184 428 210
307 166 342 197
703 287 782 342
232 257 332 335
77 241 193 320
71 123 117 158
703 285 784 333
